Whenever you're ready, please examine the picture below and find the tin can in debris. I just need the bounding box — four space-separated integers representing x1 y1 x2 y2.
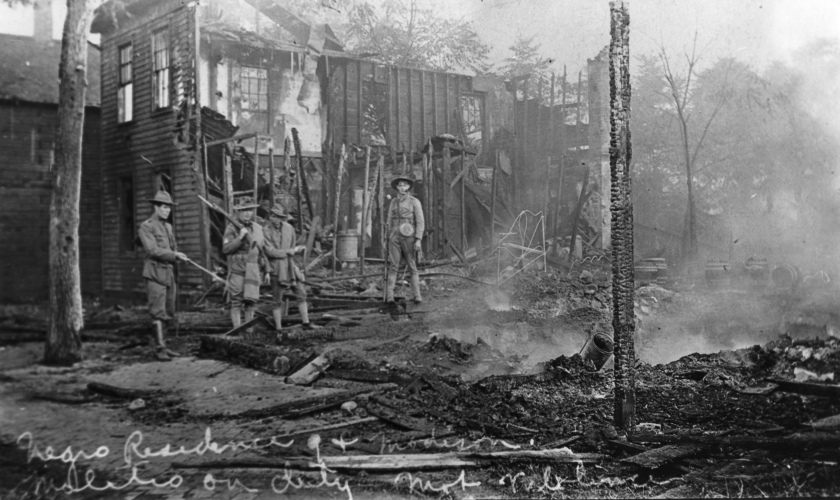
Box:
581 332 614 371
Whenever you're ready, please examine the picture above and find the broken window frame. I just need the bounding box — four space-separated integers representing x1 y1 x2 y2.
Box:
240 65 269 112
118 43 133 123
460 93 483 135
152 29 171 110
118 174 136 254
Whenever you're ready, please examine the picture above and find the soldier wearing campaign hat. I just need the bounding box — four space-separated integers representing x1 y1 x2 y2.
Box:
222 196 265 330
262 203 320 338
385 176 425 304
138 190 187 361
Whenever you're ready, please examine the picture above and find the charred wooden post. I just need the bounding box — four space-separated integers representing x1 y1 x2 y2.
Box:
253 136 259 203
554 67 568 239
291 128 314 220
283 137 291 195
424 146 432 254
544 156 551 230
576 70 583 150
290 133 303 228
609 0 635 431
223 146 234 213
360 146 371 275
268 147 275 208
461 150 466 250
568 165 590 262
490 150 498 240
442 144 451 257
378 149 386 301
332 144 346 276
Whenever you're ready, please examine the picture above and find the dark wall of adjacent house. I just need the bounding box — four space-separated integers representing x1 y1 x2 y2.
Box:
0 102 102 301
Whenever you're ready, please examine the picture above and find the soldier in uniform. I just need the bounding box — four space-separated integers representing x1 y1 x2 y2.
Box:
262 204 321 336
385 176 425 304
222 197 264 329
138 190 187 361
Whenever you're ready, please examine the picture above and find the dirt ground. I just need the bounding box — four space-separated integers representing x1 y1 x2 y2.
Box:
2 263 840 499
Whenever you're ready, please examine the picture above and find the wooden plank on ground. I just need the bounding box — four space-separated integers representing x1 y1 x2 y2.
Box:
365 402 438 433
621 444 706 469
765 378 840 399
629 432 840 450
172 449 602 472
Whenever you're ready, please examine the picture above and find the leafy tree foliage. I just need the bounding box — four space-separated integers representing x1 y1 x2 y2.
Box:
343 0 489 72
632 38 840 268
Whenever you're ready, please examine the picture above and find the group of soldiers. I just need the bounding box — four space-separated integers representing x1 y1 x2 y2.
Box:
137 175 426 361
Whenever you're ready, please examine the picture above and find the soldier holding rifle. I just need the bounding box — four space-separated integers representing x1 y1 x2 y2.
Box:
262 204 321 337
222 197 265 329
138 190 187 361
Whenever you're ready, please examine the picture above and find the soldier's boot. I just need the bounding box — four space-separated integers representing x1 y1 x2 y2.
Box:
300 302 321 331
385 273 397 304
272 308 284 331
244 306 255 334
151 321 171 362
229 307 242 331
411 273 423 304
272 307 287 343
161 321 181 358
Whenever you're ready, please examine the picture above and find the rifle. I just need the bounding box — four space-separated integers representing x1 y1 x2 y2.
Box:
198 194 258 249
199 195 272 280
198 195 243 231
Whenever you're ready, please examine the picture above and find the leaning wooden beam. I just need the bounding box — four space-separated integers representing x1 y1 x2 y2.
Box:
765 378 840 399
204 132 260 148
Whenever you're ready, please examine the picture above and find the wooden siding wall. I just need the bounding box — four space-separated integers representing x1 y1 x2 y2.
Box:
100 4 203 295
0 103 102 300
330 60 473 150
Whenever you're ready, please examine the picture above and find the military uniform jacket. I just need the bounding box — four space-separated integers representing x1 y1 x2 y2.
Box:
138 216 177 286
262 220 304 283
387 194 425 239
223 222 265 275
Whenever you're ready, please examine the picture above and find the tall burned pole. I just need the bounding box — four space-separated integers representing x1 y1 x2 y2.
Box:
610 0 635 430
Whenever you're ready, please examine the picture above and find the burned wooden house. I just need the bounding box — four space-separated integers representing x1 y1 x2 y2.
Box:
91 0 514 296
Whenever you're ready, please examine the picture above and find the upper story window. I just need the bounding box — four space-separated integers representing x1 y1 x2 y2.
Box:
152 30 170 109
118 43 133 123
240 66 268 111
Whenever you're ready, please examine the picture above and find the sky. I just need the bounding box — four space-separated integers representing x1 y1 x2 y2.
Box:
1 0 838 77
443 0 840 76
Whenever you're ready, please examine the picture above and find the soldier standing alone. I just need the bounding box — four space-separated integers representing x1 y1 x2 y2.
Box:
385 176 425 304
138 190 187 361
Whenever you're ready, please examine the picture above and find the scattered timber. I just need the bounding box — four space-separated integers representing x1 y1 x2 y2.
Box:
765 378 840 400
629 432 840 450
621 444 706 469
86 382 158 400
172 449 604 472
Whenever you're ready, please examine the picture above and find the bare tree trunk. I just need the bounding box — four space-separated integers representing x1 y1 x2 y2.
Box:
679 115 697 260
609 0 635 431
45 0 93 366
